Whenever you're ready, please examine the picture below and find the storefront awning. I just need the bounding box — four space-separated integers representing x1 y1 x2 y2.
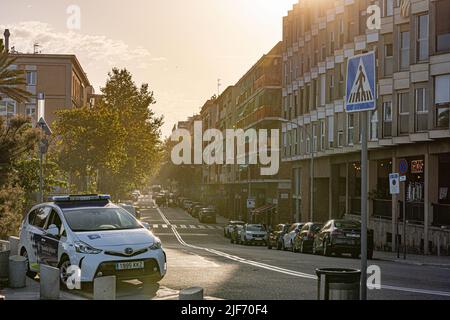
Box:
252 204 276 215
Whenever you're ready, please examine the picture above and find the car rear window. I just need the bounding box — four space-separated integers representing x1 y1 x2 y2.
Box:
335 221 360 229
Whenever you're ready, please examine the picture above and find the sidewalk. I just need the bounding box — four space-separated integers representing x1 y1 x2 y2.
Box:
374 250 450 267
0 278 86 300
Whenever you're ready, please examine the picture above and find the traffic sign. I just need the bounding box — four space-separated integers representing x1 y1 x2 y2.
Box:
345 52 376 113
246 198 256 209
400 176 407 182
389 173 400 195
399 159 408 175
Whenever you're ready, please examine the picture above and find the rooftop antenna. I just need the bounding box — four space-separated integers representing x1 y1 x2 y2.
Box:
217 78 221 97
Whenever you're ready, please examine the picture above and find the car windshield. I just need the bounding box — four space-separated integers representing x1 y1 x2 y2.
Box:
63 207 143 232
247 225 265 232
311 224 323 232
334 221 360 229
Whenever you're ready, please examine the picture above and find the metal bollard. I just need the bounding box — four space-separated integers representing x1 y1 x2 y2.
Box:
0 240 10 252
94 276 116 300
0 250 10 279
40 264 60 300
8 256 27 288
179 287 204 300
8 237 19 256
316 268 361 300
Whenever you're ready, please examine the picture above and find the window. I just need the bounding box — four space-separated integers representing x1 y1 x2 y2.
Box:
306 136 311 154
398 92 410 134
417 15 429 61
300 129 304 154
370 110 379 141
26 71 37 86
385 43 393 57
400 31 410 70
0 101 16 118
384 0 394 17
338 130 344 147
384 34 394 76
415 88 428 131
33 208 50 229
383 101 393 137
282 132 287 157
347 114 355 145
435 74 450 128
25 103 36 117
327 115 334 148
329 74 334 101
436 0 450 52
330 31 335 54
320 120 325 151
313 124 318 152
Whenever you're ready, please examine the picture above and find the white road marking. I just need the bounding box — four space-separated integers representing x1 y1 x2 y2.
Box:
207 226 215 230
180 225 187 229
152 224 158 229
189 225 197 229
162 224 168 228
198 225 206 229
156 206 450 298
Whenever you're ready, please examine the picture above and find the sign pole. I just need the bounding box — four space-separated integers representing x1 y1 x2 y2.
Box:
403 183 407 259
361 111 368 301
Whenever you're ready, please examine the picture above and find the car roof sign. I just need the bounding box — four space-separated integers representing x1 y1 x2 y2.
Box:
52 194 111 202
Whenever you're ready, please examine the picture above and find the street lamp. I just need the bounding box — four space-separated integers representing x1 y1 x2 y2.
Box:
37 93 52 203
282 119 314 223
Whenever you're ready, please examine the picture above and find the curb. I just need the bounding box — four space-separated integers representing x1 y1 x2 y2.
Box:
377 257 450 268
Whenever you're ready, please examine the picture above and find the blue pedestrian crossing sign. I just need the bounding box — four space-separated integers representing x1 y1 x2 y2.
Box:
345 52 376 113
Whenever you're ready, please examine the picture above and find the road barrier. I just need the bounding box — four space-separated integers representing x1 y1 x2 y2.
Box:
0 250 10 279
8 256 27 288
316 268 361 300
94 276 116 300
40 264 60 300
8 237 19 256
179 287 204 300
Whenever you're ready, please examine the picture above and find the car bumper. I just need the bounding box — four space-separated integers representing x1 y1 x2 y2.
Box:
71 249 167 282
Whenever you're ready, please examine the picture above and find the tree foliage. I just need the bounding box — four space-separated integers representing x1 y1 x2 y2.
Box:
0 39 32 103
54 68 163 199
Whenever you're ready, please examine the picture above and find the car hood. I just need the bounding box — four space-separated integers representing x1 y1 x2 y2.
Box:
74 229 156 247
245 231 267 235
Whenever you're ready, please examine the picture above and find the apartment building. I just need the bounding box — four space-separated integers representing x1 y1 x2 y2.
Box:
281 0 450 254
1 30 94 126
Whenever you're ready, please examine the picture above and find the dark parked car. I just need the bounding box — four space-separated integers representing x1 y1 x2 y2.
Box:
267 224 290 250
155 193 167 207
224 221 246 238
189 202 202 216
313 219 374 259
292 222 323 253
198 208 216 223
191 204 206 218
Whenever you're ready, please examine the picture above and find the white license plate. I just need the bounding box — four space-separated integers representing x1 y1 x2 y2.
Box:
115 261 144 270
347 234 360 238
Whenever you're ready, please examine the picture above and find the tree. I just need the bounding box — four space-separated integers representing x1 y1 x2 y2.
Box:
54 68 163 199
0 39 31 103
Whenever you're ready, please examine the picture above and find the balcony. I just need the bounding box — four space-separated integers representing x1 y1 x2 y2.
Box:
236 105 281 129
254 74 281 90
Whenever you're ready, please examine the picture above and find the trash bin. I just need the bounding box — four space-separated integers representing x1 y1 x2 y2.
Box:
316 268 361 300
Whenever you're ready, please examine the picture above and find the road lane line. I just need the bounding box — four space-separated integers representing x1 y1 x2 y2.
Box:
189 225 197 229
180 225 187 229
162 224 168 228
198 225 206 229
156 206 450 298
152 224 158 229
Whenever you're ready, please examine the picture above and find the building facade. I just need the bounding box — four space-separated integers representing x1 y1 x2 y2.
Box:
281 0 450 254
1 30 94 126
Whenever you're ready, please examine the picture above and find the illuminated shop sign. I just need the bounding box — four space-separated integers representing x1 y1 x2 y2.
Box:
411 160 424 174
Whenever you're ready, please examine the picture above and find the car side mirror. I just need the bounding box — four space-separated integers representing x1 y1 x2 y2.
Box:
46 224 59 237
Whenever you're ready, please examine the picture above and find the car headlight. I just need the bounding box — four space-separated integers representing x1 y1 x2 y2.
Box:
149 238 162 250
74 241 102 254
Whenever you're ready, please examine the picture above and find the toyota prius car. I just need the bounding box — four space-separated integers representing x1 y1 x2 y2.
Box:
18 195 167 287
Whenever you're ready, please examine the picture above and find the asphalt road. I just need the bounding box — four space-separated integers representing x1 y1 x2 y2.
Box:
134 205 450 300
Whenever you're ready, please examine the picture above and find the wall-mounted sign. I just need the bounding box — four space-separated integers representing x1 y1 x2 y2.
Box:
399 159 408 175
411 160 424 174
389 173 400 195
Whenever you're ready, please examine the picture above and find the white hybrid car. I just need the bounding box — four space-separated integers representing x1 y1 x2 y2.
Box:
18 195 166 287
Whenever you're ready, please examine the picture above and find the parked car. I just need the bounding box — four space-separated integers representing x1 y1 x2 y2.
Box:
182 199 193 211
188 202 202 215
137 195 154 209
267 224 290 250
224 221 246 238
230 225 244 244
191 204 206 218
18 194 166 287
155 193 167 207
292 222 323 253
282 223 306 252
118 203 141 220
313 219 374 259
198 208 216 223
239 224 267 246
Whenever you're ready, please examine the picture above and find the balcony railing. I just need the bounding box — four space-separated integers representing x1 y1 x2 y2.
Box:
399 201 425 224
373 199 392 220
432 204 450 227
236 105 281 129
254 74 281 89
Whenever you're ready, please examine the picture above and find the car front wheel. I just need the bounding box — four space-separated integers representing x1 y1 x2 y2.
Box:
59 256 71 287
20 249 37 278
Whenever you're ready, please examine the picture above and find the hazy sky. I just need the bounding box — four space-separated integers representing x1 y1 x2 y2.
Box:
0 0 297 137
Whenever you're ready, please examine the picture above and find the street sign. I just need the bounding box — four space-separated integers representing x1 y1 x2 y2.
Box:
345 52 376 113
399 159 408 175
389 173 400 195
400 176 407 182
246 198 256 209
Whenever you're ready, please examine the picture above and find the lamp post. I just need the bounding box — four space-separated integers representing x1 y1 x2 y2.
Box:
37 93 52 203
282 119 315 223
